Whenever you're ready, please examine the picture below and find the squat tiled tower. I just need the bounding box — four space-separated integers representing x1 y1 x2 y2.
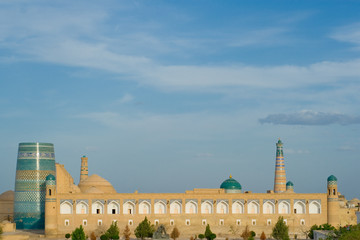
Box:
14 143 56 229
274 139 287 193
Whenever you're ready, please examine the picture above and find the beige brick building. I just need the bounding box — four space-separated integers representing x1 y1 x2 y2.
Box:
41 159 357 239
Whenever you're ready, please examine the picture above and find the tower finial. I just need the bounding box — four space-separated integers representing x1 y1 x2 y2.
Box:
229 174 232 179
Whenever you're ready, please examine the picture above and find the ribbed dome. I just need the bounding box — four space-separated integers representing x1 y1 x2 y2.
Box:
220 175 242 190
0 190 14 201
78 174 116 193
84 186 104 194
286 181 294 186
46 174 56 181
327 175 337 182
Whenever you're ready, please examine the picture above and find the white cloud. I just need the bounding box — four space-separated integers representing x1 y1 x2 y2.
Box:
1 2 360 95
331 22 360 49
259 110 360 126
116 94 134 104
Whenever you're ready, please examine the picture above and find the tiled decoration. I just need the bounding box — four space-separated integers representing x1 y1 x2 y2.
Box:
14 143 56 230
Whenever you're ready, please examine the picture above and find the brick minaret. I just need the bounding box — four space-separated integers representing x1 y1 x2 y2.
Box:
274 139 287 193
80 155 88 182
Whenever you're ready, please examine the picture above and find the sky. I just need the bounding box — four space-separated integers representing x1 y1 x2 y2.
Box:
0 1 360 200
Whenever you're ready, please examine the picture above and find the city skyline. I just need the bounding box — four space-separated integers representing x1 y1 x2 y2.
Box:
0 1 359 200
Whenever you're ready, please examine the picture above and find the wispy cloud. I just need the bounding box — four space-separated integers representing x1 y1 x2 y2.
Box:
331 22 360 49
259 110 360 125
286 148 310 154
116 94 134 104
337 146 354 151
1 2 360 94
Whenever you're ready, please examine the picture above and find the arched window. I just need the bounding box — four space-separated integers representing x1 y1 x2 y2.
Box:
309 201 321 214
278 201 290 214
263 201 275 214
123 201 135 215
247 201 259 214
185 201 197 214
92 201 104 214
107 201 120 214
76 201 88 214
232 201 244 214
154 201 166 214
170 201 182 214
216 201 228 214
201 201 213 214
60 201 73 214
294 201 306 214
139 201 151 214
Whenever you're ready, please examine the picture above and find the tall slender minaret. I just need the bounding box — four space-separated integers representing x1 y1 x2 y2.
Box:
274 139 287 193
327 175 339 227
80 155 88 182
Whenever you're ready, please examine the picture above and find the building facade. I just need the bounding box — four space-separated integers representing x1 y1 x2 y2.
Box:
12 141 357 238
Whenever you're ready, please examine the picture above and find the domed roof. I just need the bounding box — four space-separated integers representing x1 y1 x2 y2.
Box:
46 174 56 181
349 198 360 203
78 174 116 194
220 175 242 190
286 181 294 186
0 190 14 201
84 186 104 194
327 175 337 182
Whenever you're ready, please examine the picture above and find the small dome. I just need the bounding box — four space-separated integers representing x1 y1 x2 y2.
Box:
46 174 56 181
220 175 242 190
327 175 337 182
78 174 116 194
286 181 294 186
0 190 14 201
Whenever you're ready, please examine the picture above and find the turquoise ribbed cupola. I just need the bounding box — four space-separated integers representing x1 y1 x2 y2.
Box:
220 175 242 193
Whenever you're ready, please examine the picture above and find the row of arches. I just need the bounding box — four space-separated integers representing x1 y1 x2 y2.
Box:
60 200 321 215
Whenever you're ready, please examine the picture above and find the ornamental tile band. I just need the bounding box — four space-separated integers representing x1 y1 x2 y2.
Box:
14 142 55 230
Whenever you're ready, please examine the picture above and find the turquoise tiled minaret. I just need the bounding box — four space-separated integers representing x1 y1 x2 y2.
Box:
14 143 56 229
274 139 287 193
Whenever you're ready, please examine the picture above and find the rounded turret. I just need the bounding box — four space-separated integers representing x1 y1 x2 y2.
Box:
286 181 294 192
327 175 339 227
45 174 57 236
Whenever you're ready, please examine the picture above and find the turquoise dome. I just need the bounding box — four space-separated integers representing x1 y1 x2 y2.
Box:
286 181 294 186
220 176 242 190
46 174 56 181
327 175 337 182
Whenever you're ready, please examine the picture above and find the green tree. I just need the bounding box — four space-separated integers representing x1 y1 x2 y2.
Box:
106 221 120 239
204 224 216 240
71 225 86 240
272 216 290 240
170 226 180 240
135 217 155 240
338 224 360 240
198 234 205 239
65 233 71 239
100 234 109 240
123 224 131 240
308 223 336 239
241 225 251 240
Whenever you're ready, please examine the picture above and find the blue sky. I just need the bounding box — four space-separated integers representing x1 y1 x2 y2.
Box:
1 1 359 199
